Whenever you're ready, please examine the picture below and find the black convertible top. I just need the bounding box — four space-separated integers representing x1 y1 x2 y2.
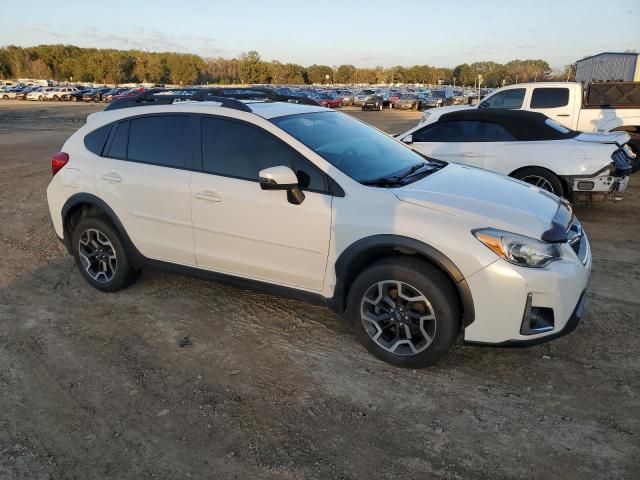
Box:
438 109 579 141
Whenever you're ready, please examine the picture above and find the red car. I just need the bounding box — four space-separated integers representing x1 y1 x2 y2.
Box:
111 87 145 101
389 91 402 106
314 93 343 108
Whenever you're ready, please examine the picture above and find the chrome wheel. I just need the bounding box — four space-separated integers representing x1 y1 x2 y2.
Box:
360 280 436 355
78 228 117 283
521 174 555 193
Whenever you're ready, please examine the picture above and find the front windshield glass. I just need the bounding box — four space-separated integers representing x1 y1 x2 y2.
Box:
272 111 437 183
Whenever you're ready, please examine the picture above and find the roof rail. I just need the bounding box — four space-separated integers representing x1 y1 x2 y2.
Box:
104 87 321 112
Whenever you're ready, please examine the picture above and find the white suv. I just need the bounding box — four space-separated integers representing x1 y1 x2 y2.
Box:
46 94 591 367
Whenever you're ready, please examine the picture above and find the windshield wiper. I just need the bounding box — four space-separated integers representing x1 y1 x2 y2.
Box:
361 162 445 187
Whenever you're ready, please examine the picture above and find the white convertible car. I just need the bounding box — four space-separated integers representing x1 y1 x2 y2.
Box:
398 109 634 202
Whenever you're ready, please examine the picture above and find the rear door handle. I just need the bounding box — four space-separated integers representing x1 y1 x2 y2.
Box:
461 152 481 157
193 190 222 202
100 172 122 183
556 114 570 117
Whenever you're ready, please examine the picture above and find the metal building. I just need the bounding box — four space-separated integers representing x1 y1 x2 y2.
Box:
575 52 640 84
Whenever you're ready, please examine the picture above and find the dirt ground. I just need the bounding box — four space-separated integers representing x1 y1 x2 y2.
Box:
0 100 638 480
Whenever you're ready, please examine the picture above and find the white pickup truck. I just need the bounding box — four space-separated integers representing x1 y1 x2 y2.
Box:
420 82 640 166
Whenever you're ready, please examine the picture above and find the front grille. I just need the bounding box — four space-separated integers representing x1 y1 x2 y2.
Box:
567 217 589 265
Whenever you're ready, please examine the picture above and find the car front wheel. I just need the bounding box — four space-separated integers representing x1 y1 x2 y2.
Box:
72 216 141 292
346 258 460 368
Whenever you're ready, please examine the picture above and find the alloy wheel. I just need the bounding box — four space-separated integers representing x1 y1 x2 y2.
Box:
360 280 437 355
78 228 117 283
521 174 555 193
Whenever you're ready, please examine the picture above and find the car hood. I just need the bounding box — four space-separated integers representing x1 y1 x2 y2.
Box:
392 163 563 240
575 131 630 146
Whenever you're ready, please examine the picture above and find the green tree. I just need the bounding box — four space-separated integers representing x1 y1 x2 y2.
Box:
238 51 269 84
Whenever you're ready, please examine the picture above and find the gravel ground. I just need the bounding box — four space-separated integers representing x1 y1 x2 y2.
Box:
0 101 638 480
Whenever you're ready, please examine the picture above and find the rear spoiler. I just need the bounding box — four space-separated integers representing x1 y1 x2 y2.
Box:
541 199 573 243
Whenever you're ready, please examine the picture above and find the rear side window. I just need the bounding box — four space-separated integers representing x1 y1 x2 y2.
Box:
479 122 515 142
530 88 569 109
84 124 111 155
414 120 485 142
127 115 191 168
105 121 129 159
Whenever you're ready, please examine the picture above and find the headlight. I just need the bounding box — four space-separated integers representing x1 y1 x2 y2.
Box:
473 228 562 268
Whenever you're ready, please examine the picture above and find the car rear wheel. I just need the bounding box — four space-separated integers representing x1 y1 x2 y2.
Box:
53 95 59 102
2 95 8 100
346 257 460 368
72 216 141 292
512 167 564 197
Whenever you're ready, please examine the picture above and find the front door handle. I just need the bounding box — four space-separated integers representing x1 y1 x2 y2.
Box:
194 190 222 202
461 152 481 157
556 114 570 117
100 172 122 183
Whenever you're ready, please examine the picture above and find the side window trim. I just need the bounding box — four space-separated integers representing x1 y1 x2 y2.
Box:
197 114 339 196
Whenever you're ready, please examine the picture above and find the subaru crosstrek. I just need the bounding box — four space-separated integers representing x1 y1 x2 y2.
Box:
46 97 591 368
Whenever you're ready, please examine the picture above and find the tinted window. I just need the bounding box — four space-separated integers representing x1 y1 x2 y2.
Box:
530 88 569 109
106 121 129 159
480 122 515 142
414 121 484 142
84 124 111 155
202 117 293 181
127 116 191 168
480 88 525 109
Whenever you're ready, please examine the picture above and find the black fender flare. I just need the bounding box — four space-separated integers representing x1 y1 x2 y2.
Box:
60 193 144 267
331 234 475 326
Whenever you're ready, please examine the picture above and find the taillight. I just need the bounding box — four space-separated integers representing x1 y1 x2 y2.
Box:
51 152 69 176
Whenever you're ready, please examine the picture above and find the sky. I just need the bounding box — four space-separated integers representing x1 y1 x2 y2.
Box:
1 0 638 70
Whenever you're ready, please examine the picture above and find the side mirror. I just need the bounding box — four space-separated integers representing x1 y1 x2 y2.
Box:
402 134 413 144
258 165 305 205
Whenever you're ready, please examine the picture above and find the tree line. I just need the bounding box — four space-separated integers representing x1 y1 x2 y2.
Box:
0 44 566 87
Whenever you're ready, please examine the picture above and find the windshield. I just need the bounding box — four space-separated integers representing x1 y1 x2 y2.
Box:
272 111 439 183
429 91 446 98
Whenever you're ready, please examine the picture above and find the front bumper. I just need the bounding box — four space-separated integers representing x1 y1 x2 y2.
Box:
462 237 591 344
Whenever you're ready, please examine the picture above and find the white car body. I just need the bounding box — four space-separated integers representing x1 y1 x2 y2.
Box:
46 100 591 361
399 115 632 197
419 82 640 135
44 86 78 101
1 87 20 99
27 87 53 101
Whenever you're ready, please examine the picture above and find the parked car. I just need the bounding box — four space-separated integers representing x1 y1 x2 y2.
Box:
67 89 91 102
361 94 384 111
340 91 357 106
353 89 377 107
421 90 453 109
451 90 466 105
393 94 422 110
398 109 634 201
44 86 79 101
112 87 145 101
419 82 640 170
46 96 591 368
314 93 343 108
27 87 54 101
102 88 128 102
15 86 36 100
389 91 402 106
82 87 111 102
1 86 24 99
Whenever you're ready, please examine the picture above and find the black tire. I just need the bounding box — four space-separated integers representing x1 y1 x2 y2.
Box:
2 95 8 100
511 166 564 197
627 134 640 173
346 257 461 368
71 215 141 292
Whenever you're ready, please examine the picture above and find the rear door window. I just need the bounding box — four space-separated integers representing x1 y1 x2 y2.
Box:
127 115 192 168
414 120 485 142
530 88 570 109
